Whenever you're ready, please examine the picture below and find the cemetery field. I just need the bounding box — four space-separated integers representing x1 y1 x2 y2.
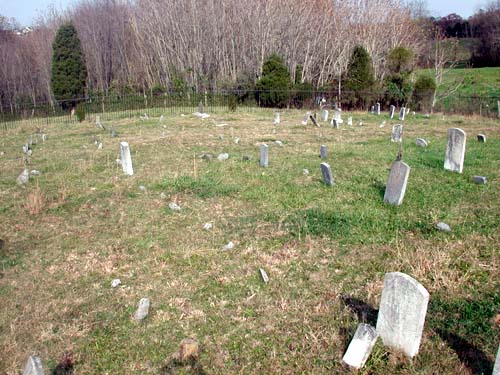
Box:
0 109 499 374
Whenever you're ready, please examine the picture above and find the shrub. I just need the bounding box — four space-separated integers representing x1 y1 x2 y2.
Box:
413 75 437 112
228 95 237 111
255 54 292 107
344 45 375 109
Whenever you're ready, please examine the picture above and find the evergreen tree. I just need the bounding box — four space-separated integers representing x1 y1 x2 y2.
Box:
344 45 375 108
255 54 291 107
51 22 87 107
385 47 414 106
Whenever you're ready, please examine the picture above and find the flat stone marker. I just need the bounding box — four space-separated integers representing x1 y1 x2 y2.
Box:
133 298 150 321
259 268 269 283
436 222 451 232
301 111 310 125
472 176 487 184
376 102 381 115
376 272 429 358
260 144 269 167
320 145 327 159
273 112 280 125
416 138 428 148
399 107 406 121
342 324 379 369
217 153 229 161
119 142 134 175
320 162 334 186
22 355 44 375
444 128 466 173
384 161 410 206
321 109 329 122
389 105 395 119
477 134 486 143
391 124 403 143
493 342 500 375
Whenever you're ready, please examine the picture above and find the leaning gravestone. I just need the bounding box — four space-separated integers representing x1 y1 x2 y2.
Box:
119 142 134 175
376 102 381 115
389 105 395 119
342 324 379 369
493 342 500 375
260 144 269 167
416 138 428 148
301 111 311 125
320 162 334 186
391 124 403 143
477 134 486 143
321 109 329 122
22 355 44 375
320 145 327 159
376 272 429 358
384 161 410 206
399 107 406 121
444 128 466 173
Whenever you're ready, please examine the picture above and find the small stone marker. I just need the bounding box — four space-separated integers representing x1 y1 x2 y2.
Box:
477 134 486 143
342 324 379 369
169 202 181 211
493 343 500 375
333 109 343 124
274 140 283 147
444 128 466 173
379 121 386 128
376 102 381 115
370 105 375 114
472 176 487 184
389 105 395 119
119 142 134 175
436 222 451 232
217 153 229 161
376 272 429 358
198 101 204 114
203 222 212 230
273 112 280 125
223 241 234 251
320 145 327 159
133 298 150 321
321 109 329 122
391 124 403 143
260 144 269 167
302 169 309 175
110 127 117 138
415 138 428 148
111 279 121 288
347 116 353 126
399 107 406 121
259 268 269 283
17 169 29 185
22 355 44 375
301 111 310 125
320 162 334 186
384 161 410 206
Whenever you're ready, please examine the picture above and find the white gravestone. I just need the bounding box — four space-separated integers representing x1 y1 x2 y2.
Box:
416 138 428 148
301 112 310 125
384 161 410 206
389 105 395 119
391 124 403 143
321 109 329 122
320 162 334 186
399 107 406 121
273 113 280 125
376 272 429 358
320 145 327 159
134 298 150 321
347 116 353 126
22 355 44 375
376 102 381 115
119 142 134 175
342 324 379 369
444 128 466 173
260 144 269 167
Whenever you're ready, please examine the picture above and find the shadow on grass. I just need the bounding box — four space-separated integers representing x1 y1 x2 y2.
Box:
341 295 378 326
160 357 206 375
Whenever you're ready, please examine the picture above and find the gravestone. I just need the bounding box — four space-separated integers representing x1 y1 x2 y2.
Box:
310 115 320 127
273 112 280 125
498 100 500 119
133 298 150 321
17 169 29 185
119 142 134 175
22 355 44 375
444 128 466 173
110 127 117 138
320 162 334 186
260 144 269 167
332 119 339 129
477 134 486 143
376 272 429 358
333 109 343 124
348 116 353 126
406 107 410 115
391 124 403 143
399 107 406 121
217 153 229 161
342 324 379 369
389 105 395 119
436 222 451 232
415 138 428 148
322 109 329 122
259 268 269 283
198 101 204 114
376 102 381 115
301 112 310 125
493 343 500 375
370 105 375 114
320 145 327 159
472 176 487 184
384 161 410 206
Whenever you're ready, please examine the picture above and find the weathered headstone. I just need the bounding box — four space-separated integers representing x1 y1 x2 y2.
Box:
310 115 320 127
273 112 280 125
301 112 310 125
370 105 375 114
217 153 229 161
384 161 410 206
472 176 487 184
259 268 269 283
436 222 451 232
198 101 204 114
332 119 339 129
320 145 327 159
477 134 486 143
111 279 121 288
17 169 29 185
321 109 329 122
415 138 428 148
444 128 466 173
119 142 134 175
376 272 429 358
406 107 410 115
389 105 395 119
320 162 334 186
342 324 379 369
260 144 269 167
333 109 343 124
22 355 44 375
376 102 381 115
133 298 150 321
391 124 403 143
399 107 406 121
347 116 353 126
493 342 500 375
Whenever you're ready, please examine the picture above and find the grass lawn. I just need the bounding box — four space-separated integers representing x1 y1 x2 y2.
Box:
0 109 499 374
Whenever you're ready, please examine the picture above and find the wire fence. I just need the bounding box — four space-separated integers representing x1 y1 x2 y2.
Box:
1 90 499 129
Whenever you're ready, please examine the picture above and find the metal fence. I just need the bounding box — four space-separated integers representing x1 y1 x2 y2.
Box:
1 90 499 129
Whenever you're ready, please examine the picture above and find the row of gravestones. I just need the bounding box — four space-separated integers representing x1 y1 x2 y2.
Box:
20 271 500 374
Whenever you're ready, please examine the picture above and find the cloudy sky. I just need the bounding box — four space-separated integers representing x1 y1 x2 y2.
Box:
0 0 488 26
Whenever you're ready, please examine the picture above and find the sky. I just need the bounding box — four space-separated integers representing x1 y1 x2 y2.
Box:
0 0 488 27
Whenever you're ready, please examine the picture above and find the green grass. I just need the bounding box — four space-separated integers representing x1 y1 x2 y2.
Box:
0 110 499 374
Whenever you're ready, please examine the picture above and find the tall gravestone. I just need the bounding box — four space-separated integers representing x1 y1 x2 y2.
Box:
399 107 406 121
198 101 204 113
376 272 429 358
119 142 134 175
384 161 410 206
376 102 381 115
22 355 44 375
322 109 329 122
260 144 269 167
391 124 403 143
444 128 466 173
320 162 334 186
347 116 353 126
389 105 395 119
320 145 327 159
273 112 281 125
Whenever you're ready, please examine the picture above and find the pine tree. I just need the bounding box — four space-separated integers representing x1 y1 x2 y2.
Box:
51 22 87 107
344 45 375 108
255 54 291 107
